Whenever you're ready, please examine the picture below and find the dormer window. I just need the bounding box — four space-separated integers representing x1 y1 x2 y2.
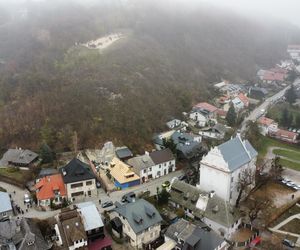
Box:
27 240 35 246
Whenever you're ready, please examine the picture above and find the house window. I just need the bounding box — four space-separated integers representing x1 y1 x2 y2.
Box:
230 191 232 199
71 183 83 189
231 176 234 182
164 163 166 166
149 167 152 171
86 181 93 186
143 169 146 173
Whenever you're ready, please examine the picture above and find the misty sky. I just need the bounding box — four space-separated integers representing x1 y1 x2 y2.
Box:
200 0 300 27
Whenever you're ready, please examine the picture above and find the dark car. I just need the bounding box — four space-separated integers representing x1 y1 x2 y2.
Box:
178 174 187 181
282 239 295 248
121 192 136 203
101 201 113 208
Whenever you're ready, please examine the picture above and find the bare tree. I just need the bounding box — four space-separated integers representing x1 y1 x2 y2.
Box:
269 156 283 181
235 168 254 208
248 197 271 222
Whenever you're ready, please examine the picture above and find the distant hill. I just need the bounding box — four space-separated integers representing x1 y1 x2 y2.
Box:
0 0 300 152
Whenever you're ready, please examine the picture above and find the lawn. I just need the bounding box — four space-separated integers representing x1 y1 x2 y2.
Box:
273 149 300 162
269 204 300 227
0 167 28 181
257 136 300 162
279 158 300 171
279 218 300 234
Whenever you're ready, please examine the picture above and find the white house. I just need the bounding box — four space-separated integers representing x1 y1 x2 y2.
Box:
127 148 175 183
198 135 257 205
189 109 208 127
166 119 182 129
232 97 244 112
111 199 162 249
257 116 278 136
0 192 13 220
287 45 300 61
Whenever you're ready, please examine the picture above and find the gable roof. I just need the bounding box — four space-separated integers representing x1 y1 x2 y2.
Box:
238 93 249 106
170 180 240 227
258 116 275 126
149 148 174 165
60 158 95 184
77 202 104 231
115 147 133 159
59 208 87 246
35 174 66 201
275 129 298 140
114 199 162 234
0 149 38 166
0 192 12 213
193 102 218 113
127 154 155 175
216 135 257 171
37 168 58 179
109 157 140 184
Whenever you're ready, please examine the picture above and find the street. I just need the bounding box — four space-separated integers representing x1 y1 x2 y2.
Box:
0 169 183 219
240 78 300 134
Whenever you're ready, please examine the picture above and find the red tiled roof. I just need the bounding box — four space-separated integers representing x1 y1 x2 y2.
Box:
35 174 66 201
88 236 112 250
238 93 249 106
275 129 298 140
258 117 274 126
288 45 300 50
269 67 288 74
263 71 285 82
216 109 227 117
193 102 218 113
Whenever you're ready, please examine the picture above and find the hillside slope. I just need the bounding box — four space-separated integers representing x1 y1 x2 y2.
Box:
0 1 299 152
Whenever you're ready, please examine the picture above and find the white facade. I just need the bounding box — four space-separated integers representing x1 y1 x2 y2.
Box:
139 159 176 181
66 179 97 201
198 137 257 205
111 211 161 249
189 111 208 127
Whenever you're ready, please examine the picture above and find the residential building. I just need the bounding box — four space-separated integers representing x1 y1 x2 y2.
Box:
0 148 38 169
169 180 241 238
76 202 105 242
128 149 175 183
0 191 13 219
154 131 203 160
109 157 140 189
189 108 209 127
163 219 228 250
257 116 278 136
61 158 97 202
249 87 268 100
0 217 50 250
237 93 249 107
36 168 59 183
231 97 244 112
270 129 299 143
287 45 300 61
192 102 218 118
35 173 67 207
199 123 227 140
198 135 257 205
166 119 182 129
54 208 88 250
111 199 162 249
218 84 242 97
115 146 133 161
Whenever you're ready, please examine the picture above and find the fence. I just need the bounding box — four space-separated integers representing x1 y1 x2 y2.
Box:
231 223 259 247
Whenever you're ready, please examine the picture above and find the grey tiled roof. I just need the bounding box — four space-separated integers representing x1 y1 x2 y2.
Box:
0 149 38 166
114 199 162 234
149 148 174 165
127 155 155 175
115 147 133 159
170 180 240 227
217 136 257 171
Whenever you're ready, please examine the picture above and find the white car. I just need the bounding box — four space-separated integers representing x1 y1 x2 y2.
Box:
24 193 31 204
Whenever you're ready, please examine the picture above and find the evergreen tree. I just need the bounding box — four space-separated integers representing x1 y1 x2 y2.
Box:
280 108 289 128
39 143 55 164
285 84 297 105
295 114 300 128
226 103 237 126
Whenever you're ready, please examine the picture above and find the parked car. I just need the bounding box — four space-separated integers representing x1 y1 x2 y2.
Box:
249 236 261 247
24 193 31 204
282 239 295 248
178 174 187 181
121 192 136 203
101 201 113 208
291 184 300 191
162 181 170 188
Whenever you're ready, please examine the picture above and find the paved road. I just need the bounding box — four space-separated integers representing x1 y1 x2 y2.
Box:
241 78 300 134
0 170 183 219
